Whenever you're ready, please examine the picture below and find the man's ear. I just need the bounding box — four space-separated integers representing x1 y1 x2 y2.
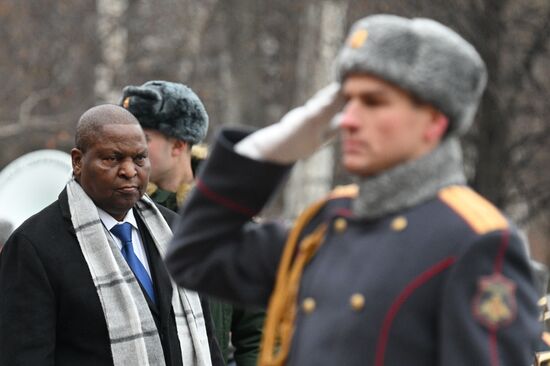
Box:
71 148 83 179
424 109 449 143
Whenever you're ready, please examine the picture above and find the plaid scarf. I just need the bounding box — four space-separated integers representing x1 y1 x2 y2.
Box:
66 178 211 366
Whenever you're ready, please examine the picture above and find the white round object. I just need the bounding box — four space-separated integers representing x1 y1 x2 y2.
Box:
0 150 72 229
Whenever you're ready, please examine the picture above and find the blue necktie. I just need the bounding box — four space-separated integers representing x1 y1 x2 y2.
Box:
110 223 156 305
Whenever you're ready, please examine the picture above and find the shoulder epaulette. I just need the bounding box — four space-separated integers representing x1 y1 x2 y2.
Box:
328 184 359 200
146 182 158 196
176 182 194 206
191 143 208 160
438 185 508 234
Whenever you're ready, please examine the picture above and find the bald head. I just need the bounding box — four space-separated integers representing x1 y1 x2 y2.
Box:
75 104 141 152
71 104 150 220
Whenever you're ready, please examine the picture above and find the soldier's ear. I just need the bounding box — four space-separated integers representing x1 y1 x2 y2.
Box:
171 139 189 157
71 148 83 179
423 110 449 144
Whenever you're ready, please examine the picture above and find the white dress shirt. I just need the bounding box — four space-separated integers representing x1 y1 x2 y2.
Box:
97 207 152 277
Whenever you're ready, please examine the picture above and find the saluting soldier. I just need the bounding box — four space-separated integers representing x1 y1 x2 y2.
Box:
120 81 265 366
165 14 541 366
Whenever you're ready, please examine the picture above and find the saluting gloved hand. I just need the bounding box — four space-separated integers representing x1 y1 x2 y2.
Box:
234 83 344 164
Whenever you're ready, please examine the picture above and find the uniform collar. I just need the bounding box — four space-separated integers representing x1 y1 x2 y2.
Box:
352 137 466 219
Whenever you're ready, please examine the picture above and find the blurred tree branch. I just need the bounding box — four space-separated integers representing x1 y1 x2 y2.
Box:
0 88 70 138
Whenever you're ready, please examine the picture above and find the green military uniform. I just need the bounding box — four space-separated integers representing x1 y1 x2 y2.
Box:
147 182 264 366
148 184 188 213
208 298 265 366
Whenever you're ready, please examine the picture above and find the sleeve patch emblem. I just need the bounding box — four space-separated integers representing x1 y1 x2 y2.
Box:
473 273 517 329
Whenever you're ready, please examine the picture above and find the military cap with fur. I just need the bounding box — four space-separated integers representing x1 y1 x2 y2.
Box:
335 14 487 136
120 80 209 144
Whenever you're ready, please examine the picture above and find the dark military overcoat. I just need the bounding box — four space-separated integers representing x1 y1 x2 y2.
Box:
166 129 540 366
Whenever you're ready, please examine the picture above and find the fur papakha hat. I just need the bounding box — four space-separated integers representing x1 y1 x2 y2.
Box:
335 14 487 136
120 80 208 144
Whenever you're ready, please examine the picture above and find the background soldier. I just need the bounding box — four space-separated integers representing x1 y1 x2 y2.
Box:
121 80 265 366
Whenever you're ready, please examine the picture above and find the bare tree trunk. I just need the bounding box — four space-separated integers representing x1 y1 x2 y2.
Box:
283 1 348 219
95 0 128 103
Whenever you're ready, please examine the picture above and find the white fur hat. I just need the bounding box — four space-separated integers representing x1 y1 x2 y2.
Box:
335 14 487 136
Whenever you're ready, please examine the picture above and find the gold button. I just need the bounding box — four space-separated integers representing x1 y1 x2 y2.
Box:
333 218 347 233
350 293 365 311
391 216 408 231
302 297 316 314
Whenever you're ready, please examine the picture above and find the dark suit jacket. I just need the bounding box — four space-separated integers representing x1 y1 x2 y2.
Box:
0 188 220 366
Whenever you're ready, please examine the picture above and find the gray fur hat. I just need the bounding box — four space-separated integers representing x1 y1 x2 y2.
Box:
335 14 487 136
120 80 208 144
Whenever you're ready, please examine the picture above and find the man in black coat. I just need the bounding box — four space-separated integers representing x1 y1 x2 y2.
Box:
0 104 217 366
165 15 541 366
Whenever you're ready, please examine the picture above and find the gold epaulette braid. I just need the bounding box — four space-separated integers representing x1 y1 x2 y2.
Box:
259 198 329 366
146 182 158 196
